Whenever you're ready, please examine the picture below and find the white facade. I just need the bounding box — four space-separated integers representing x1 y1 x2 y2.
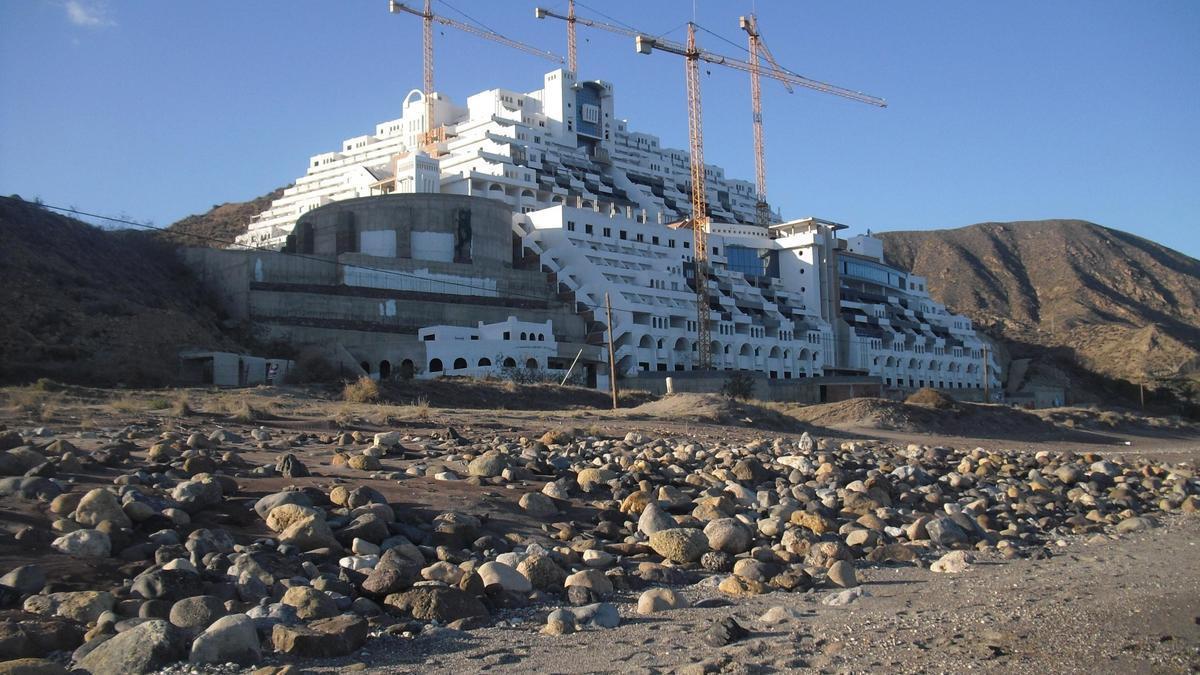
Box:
238 70 768 249
238 68 1000 393
418 317 556 379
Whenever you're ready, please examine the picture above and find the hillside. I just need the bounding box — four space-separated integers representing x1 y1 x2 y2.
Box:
0 196 241 386
878 220 1200 406
163 186 287 247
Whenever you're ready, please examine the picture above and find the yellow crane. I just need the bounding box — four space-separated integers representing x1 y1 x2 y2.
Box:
536 7 886 369
389 1 562 149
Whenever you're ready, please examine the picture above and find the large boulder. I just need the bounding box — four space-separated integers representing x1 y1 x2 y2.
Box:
703 518 752 554
189 614 260 665
648 528 709 563
476 562 531 593
467 451 506 478
51 530 110 558
271 614 368 658
76 620 186 675
278 514 339 551
280 586 337 620
73 489 131 529
383 587 488 623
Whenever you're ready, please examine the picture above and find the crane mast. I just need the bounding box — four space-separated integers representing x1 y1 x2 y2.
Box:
389 1 562 149
740 14 768 229
683 23 712 370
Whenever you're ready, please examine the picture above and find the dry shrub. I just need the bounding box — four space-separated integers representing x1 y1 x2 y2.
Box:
343 376 381 404
224 397 263 423
109 396 142 413
171 393 194 417
904 387 957 409
145 397 170 410
539 427 578 445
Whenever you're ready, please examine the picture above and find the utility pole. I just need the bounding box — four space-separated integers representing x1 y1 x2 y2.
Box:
1139 381 1145 410
605 292 618 410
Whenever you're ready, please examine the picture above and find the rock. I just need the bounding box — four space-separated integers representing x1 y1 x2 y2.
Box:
930 550 975 573
576 467 616 491
1115 516 1155 533
168 595 225 630
73 489 131 529
926 517 970 548
281 586 337 620
0 567 45 596
563 569 613 596
265 504 322 533
0 659 67 675
648 528 708 564
758 606 801 625
189 614 260 665
170 477 222 513
582 549 614 568
700 551 735 573
827 560 858 588
571 602 620 629
866 543 919 564
637 502 675 536
29 591 113 624
543 608 575 636
271 614 368 658
703 518 752 554
253 491 313 519
718 575 767 597
51 529 110 558
76 620 186 675
467 451 506 478
383 587 488 623
477 562 531 593
791 511 835 534
636 588 689 614
347 455 380 471
805 540 851 569
518 492 557 517
361 563 416 597
703 617 748 647
275 454 309 478
279 514 340 551
516 555 567 591
131 569 204 602
0 618 84 660
770 568 814 592
822 586 870 606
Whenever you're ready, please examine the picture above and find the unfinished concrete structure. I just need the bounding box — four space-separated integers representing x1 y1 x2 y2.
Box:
186 193 604 385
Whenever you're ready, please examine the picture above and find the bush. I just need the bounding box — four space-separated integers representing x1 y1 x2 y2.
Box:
342 376 381 403
721 372 756 401
288 350 340 384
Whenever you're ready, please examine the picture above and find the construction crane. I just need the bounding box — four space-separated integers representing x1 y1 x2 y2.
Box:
389 1 562 148
535 7 885 369
739 13 793 229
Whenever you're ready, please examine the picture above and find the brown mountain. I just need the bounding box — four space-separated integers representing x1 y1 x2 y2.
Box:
163 186 287 247
0 196 241 386
877 220 1200 406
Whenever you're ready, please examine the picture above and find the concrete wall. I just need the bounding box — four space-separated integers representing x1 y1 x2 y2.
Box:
291 193 513 268
625 371 883 404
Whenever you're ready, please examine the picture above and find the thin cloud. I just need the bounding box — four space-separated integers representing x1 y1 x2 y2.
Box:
64 0 116 28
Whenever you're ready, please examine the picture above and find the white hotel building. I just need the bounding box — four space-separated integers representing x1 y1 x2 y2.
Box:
235 69 999 392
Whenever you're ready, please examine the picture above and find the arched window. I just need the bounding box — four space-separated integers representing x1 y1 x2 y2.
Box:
478 357 492 367
538 333 545 341
526 358 538 369
503 357 516 367
453 357 467 370
379 360 391 379
429 358 443 372
520 332 527 341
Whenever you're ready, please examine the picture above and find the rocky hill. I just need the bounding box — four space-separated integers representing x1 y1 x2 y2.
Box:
163 186 287 247
878 220 1200 407
0 196 241 386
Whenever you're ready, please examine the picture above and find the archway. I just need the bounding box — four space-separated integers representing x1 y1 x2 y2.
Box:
503 357 516 367
379 360 391 379
478 357 492 367
400 359 414 379
453 357 467 370
526 358 538 370
429 358 443 373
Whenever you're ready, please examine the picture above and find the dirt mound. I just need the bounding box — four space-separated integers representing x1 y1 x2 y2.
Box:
904 387 958 409
162 186 287 247
784 397 1065 439
0 197 240 386
627 394 799 431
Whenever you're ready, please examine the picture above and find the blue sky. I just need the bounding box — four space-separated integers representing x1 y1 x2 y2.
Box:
2 1 1198 257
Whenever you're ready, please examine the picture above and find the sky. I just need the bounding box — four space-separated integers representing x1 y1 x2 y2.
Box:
1 1 1198 257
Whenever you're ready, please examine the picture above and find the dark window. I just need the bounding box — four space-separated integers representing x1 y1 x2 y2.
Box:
453 357 468 370
429 358 443 372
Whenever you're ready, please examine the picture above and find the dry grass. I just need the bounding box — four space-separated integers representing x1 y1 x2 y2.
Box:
343 376 381 404
223 396 266 423
108 396 142 413
392 396 432 421
170 393 193 417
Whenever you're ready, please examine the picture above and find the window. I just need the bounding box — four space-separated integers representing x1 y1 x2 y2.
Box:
603 227 611 237
619 230 627 240
567 221 575 232
585 224 593 234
